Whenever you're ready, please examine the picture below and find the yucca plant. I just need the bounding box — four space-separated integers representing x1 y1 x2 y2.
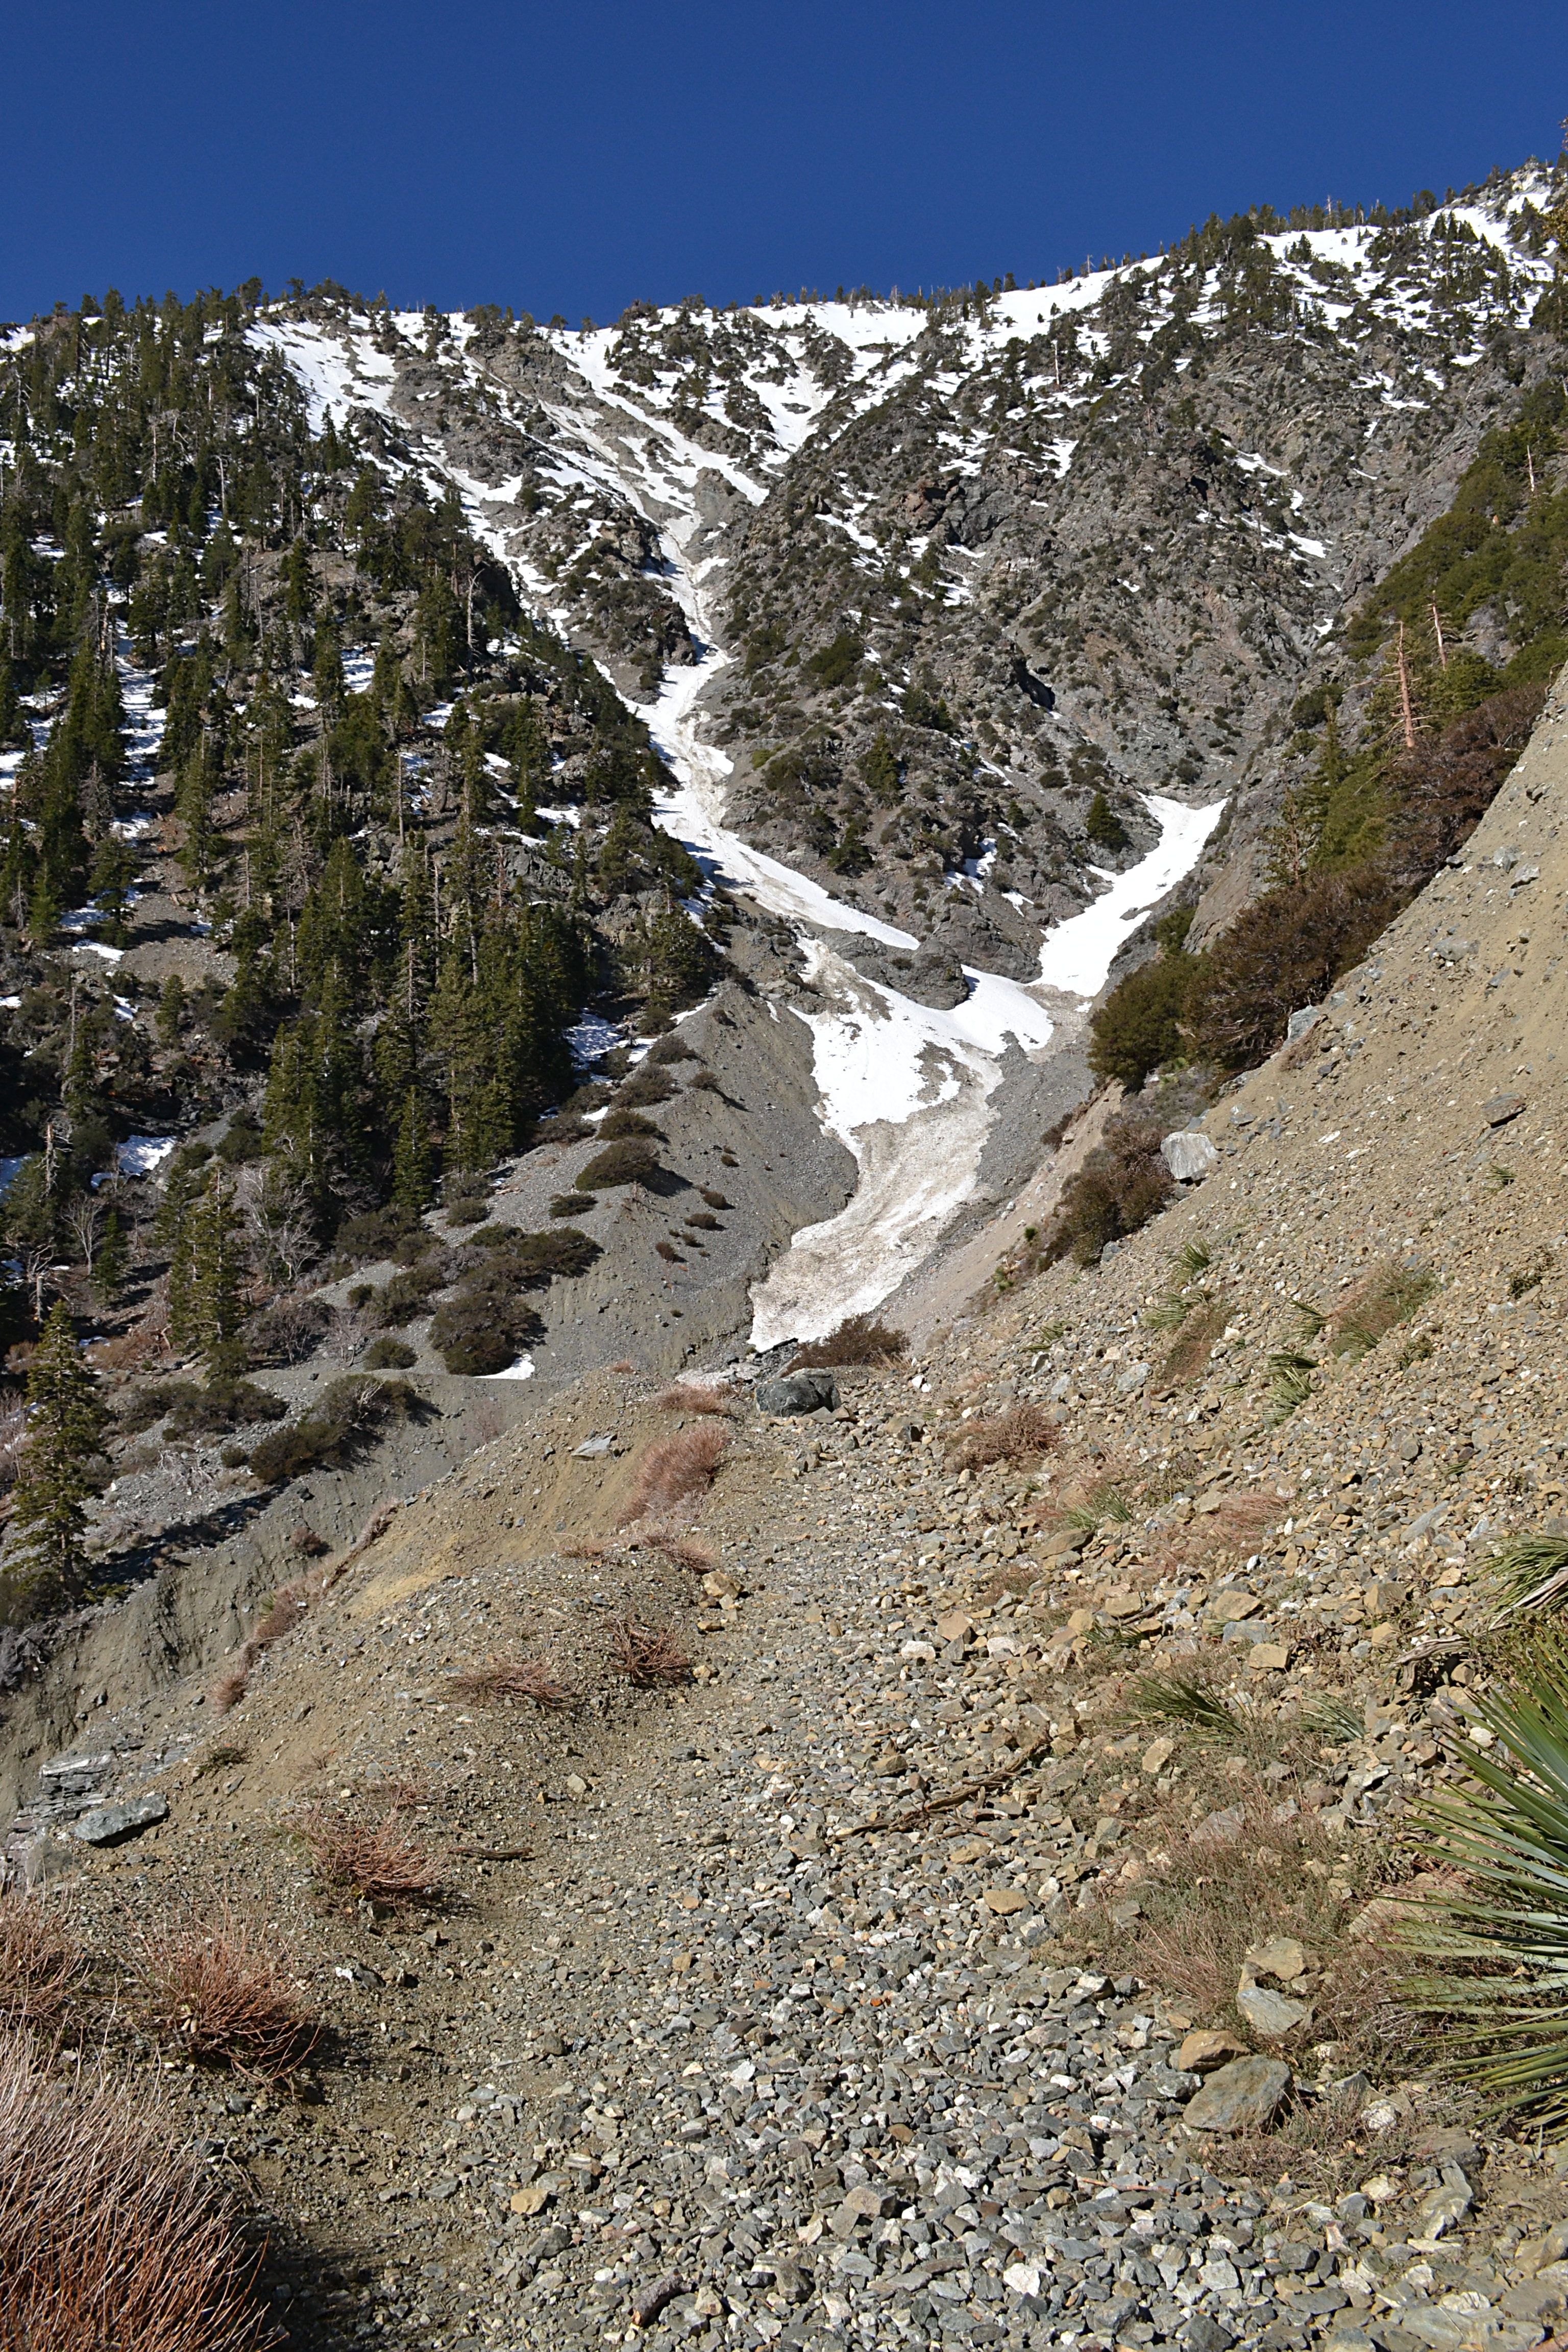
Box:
1129 1670 1243 1745
1174 1238 1212 1282
1403 1655 1568 2127
1301 1693 1364 1745
1486 1535 1568 1624
1267 1349 1317 1420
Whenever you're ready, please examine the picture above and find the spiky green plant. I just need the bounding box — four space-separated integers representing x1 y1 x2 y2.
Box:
1174 1238 1212 1282
1290 1299 1327 1339
1403 1662 1568 2127
1486 1535 1568 1623
1129 1670 1243 1745
1301 1694 1364 1745
1064 1480 1134 1533
1267 1350 1317 1420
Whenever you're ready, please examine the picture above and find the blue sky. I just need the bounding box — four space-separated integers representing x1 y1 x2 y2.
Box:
4 1 1565 322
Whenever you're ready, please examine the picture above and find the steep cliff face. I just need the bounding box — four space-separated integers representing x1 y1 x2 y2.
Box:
265 173 1562 970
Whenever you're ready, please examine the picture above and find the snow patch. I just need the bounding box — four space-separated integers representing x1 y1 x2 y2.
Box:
1035 795 1228 997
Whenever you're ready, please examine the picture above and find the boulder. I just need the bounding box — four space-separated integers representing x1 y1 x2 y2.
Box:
71 1793 168 1846
756 1369 840 1416
1182 2053 1291 2133
1161 1130 1218 1182
1286 1004 1322 1042
1175 2028 1248 2075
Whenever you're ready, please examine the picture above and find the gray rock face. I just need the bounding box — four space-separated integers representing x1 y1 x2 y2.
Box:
71 1793 168 1846
1182 2053 1291 2133
1286 1004 1322 1041
1162 1129 1219 1182
755 1369 840 1416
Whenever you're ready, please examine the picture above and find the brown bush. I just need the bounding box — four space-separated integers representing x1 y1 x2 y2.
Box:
606 1619 692 1686
654 1383 735 1417
645 1534 717 1572
0 1894 85 2034
618 1421 727 1525
252 1588 304 1647
0 2030 281 2352
297 1803 440 1905
132 1902 320 2081
790 1312 908 1369
578 1138 660 1190
1046 1115 1173 1266
1387 682 1546 883
209 1668 250 1717
289 1523 329 1557
950 1401 1060 1472
446 1657 574 1710
1183 862 1404 1072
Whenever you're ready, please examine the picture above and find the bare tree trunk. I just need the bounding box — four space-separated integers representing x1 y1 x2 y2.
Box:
1397 621 1416 751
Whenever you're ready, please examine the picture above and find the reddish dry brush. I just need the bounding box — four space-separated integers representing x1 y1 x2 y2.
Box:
653 1382 736 1417
251 1586 306 1646
446 1656 575 1710
209 1666 251 1717
643 1532 716 1573
789 1313 908 1369
297 1801 441 1906
0 2028 282 2352
606 1618 692 1686
617 1420 727 1525
0 1893 86 2035
131 1900 320 2082
949 1400 1060 1472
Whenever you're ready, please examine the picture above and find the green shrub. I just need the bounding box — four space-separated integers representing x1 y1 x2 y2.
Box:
248 1376 418 1483
599 1109 659 1139
430 1279 543 1376
335 1204 420 1263
1086 790 1130 850
378 1256 452 1326
552 1191 594 1216
162 1378 286 1438
1089 950 1198 1089
578 1139 659 1190
616 1064 676 1109
363 1337 417 1369
648 1034 697 1065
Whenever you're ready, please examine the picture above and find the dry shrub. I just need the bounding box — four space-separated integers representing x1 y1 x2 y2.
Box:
645 1533 716 1572
950 1400 1060 1472
0 1397 26 1492
251 1587 305 1647
654 1383 736 1417
606 1619 692 1686
209 1667 250 1717
0 2028 280 2352
609 1358 636 1375
288 1523 329 1558
85 1321 164 1373
446 1657 574 1710
297 1802 440 1905
132 1902 320 2081
1157 1300 1227 1389
1160 1489 1281 1571
1109 1769 1409 2070
618 1421 727 1525
0 1894 85 2033
790 1313 908 1369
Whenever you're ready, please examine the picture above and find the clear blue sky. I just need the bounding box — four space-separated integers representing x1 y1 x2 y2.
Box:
5 1 1565 324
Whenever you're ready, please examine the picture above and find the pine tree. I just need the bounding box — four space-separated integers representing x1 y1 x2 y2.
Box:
1086 791 1130 851
8 1300 109 1607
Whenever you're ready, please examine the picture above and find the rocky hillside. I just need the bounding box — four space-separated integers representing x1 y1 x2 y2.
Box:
7 662 1568 2352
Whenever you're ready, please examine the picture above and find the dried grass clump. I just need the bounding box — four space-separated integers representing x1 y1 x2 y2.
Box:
297 1802 440 1906
790 1313 908 1369
209 1667 250 1717
606 1619 692 1686
446 1657 574 1710
645 1533 716 1572
618 1421 727 1525
1107 1768 1408 2070
0 2028 280 2352
950 1400 1059 1472
1329 1259 1437 1362
654 1383 735 1417
133 1902 320 2081
0 1894 85 2033
252 1587 305 1646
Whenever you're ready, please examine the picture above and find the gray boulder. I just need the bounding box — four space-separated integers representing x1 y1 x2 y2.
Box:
1161 1129 1218 1183
1182 2053 1291 2133
755 1369 840 1416
71 1794 168 1846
